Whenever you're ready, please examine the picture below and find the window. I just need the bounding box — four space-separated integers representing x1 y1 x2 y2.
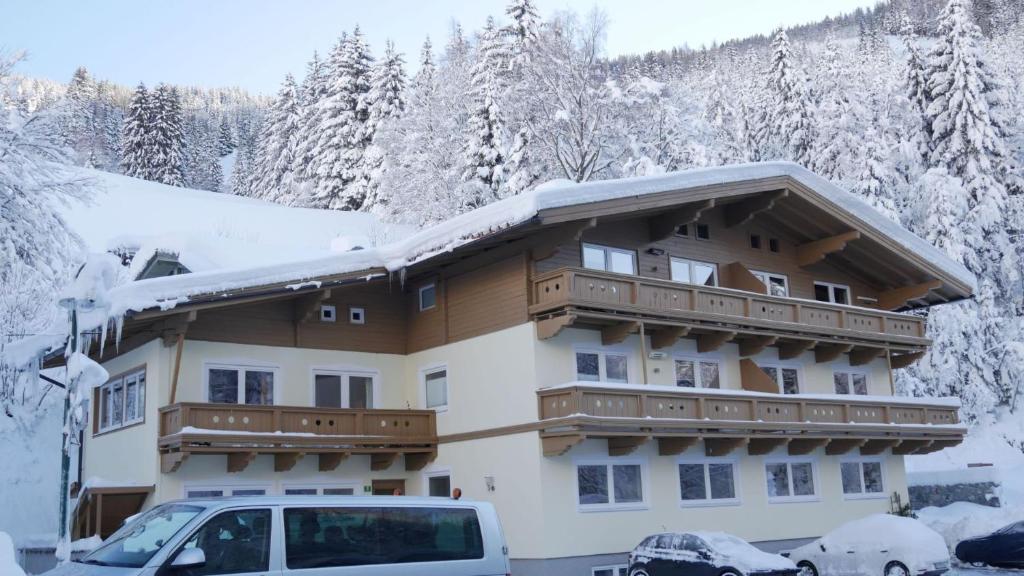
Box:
814 281 850 305
674 358 720 388
765 461 818 502
760 365 800 394
749 234 762 249
678 459 739 506
576 350 629 383
751 270 789 297
320 304 336 322
349 306 365 324
841 460 885 498
833 370 869 395
175 508 272 576
670 257 718 286
283 506 484 568
283 484 358 496
582 243 637 275
423 367 448 410
419 284 437 311
314 371 376 409
185 486 270 499
207 365 275 405
576 461 646 511
769 238 780 252
427 472 452 497
695 223 710 240
593 566 628 576
675 224 689 237
97 369 146 433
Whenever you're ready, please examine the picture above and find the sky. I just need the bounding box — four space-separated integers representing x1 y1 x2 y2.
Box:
2 0 878 95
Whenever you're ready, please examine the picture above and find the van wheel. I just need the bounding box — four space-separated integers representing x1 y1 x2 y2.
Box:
798 561 819 576
720 570 742 576
885 561 909 576
630 569 650 576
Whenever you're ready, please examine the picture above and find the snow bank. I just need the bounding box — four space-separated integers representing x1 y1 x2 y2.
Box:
907 416 1024 473
0 532 27 576
917 501 1017 553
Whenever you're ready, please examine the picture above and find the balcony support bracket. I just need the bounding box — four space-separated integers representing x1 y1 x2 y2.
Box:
825 439 866 455
779 339 817 360
405 452 437 471
543 434 585 457
788 438 829 455
877 280 943 311
371 453 399 471
850 346 884 366
814 343 854 363
227 452 257 474
705 437 748 457
890 351 926 369
796 231 861 267
648 200 715 242
275 452 304 472
161 452 188 474
893 439 933 455
608 436 650 457
318 453 349 472
602 321 640 346
698 331 736 353
739 336 778 358
747 437 789 455
916 439 960 454
860 439 900 455
724 189 788 228
294 289 333 324
537 314 576 340
658 437 699 456
651 326 690 350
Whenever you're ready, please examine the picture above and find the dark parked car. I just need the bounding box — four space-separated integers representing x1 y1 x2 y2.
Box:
955 521 1024 568
628 532 798 576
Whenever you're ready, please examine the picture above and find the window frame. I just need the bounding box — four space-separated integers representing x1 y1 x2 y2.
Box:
592 566 629 576
695 223 711 241
423 467 453 498
581 242 638 275
574 346 631 384
814 281 852 305
672 355 721 389
757 362 803 394
669 256 719 287
182 483 274 499
319 304 337 322
420 363 449 412
203 361 280 406
310 366 380 410
677 456 742 508
763 458 820 504
418 283 438 311
750 270 790 297
95 367 147 435
348 306 365 324
574 457 650 513
281 481 362 496
832 368 870 396
839 458 887 500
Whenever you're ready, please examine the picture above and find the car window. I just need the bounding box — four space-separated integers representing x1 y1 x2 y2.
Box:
655 535 674 549
997 521 1024 535
176 508 272 575
83 503 204 568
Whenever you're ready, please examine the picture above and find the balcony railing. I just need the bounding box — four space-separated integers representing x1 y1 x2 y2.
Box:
158 403 437 473
536 384 964 458
530 267 927 347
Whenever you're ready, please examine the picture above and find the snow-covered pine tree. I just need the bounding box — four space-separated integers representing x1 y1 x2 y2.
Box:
216 117 235 156
505 0 541 70
292 50 329 192
411 38 437 103
182 115 224 192
149 83 185 186
120 82 153 179
252 73 301 202
765 29 814 165
358 41 406 210
63 66 98 166
462 17 510 207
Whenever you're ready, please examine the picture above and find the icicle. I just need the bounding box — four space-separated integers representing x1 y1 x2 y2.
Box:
114 315 125 350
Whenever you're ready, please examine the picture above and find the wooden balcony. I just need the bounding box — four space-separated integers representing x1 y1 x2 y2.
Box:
158 403 437 474
537 384 965 458
531 268 929 358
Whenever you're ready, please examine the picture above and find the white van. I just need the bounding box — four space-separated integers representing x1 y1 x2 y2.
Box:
46 496 510 576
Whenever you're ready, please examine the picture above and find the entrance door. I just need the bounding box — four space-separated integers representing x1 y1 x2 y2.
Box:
313 371 375 409
371 479 406 496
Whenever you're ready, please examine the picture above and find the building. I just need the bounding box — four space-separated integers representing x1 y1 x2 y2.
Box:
64 162 972 575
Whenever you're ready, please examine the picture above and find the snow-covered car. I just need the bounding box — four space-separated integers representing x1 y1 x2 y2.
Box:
628 532 799 576
786 514 950 576
955 520 1024 568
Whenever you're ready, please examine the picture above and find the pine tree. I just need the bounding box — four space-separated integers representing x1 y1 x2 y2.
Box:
252 74 301 201
292 51 329 188
901 14 931 161
765 29 814 165
217 117 235 156
63 66 98 165
505 0 541 69
359 41 407 210
411 38 437 103
150 83 185 186
120 83 153 179
462 17 509 205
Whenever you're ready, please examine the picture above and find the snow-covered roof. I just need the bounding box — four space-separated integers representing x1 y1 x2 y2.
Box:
79 161 976 322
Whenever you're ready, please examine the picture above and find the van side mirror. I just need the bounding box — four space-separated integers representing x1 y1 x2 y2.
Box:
171 548 206 569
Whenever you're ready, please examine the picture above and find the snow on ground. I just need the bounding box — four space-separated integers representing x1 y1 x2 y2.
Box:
0 531 27 576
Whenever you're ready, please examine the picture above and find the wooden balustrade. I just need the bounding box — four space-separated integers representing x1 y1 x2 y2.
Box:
531 267 927 343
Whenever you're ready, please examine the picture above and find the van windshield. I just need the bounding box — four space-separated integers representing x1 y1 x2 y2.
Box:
79 503 204 568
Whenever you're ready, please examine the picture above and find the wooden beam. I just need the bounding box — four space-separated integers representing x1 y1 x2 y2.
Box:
815 343 853 363
720 262 767 294
893 439 933 455
739 335 778 358
788 438 829 455
876 280 943 310
602 321 640 345
705 437 748 457
168 333 185 404
915 439 961 454
650 326 690 350
779 339 817 360
371 453 399 471
825 439 866 455
294 289 333 323
648 200 715 241
543 434 585 457
158 310 196 347
274 452 304 472
161 452 188 474
658 437 699 456
796 231 861 267
531 218 597 261
537 314 576 340
850 346 884 366
739 358 779 393
747 437 788 455
723 189 788 228
860 439 900 455
698 331 736 353
608 436 649 456
227 452 257 473
405 452 437 471
890 351 926 369
318 452 348 472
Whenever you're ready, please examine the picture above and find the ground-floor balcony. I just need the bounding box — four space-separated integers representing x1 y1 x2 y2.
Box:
537 384 965 458
158 403 438 474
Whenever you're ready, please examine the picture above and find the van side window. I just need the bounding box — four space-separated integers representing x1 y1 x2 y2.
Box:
177 508 272 575
284 507 484 568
